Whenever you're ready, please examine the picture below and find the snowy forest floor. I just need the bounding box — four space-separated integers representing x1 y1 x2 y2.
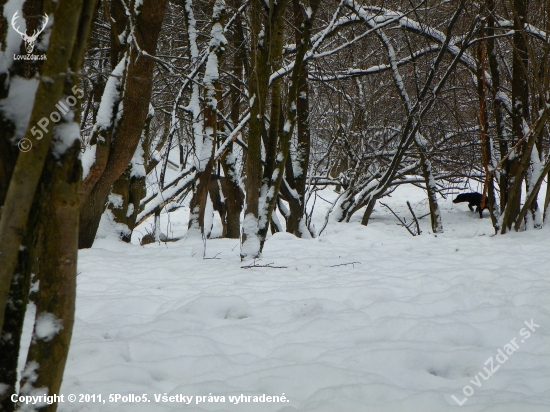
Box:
25 184 549 411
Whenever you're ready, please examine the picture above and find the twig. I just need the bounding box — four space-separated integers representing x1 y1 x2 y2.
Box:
241 259 288 269
379 202 416 236
406 201 421 235
328 262 361 268
204 252 221 260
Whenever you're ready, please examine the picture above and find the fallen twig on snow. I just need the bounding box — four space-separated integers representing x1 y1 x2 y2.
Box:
328 262 361 268
241 259 288 269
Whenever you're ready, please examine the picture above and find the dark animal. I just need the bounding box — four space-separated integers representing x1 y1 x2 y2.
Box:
453 192 488 218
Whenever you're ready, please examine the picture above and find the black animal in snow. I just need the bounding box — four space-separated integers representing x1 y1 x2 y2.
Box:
453 192 489 218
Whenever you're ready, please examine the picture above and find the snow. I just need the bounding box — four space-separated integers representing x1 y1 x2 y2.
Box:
96 209 131 241
240 213 261 259
19 183 547 411
184 0 199 59
108 193 124 209
34 312 63 342
130 138 146 178
52 120 80 158
95 57 127 132
0 76 39 139
80 143 96 180
134 0 143 13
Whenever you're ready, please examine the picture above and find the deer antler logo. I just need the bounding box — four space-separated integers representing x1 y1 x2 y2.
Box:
11 11 49 54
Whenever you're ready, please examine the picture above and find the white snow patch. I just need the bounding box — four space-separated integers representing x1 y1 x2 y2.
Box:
95 57 126 131
34 312 62 342
52 120 80 158
80 144 96 180
108 193 124 209
0 76 39 139
130 139 146 178
241 213 261 259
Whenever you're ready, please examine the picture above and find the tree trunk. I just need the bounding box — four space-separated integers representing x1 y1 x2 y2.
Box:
486 0 509 213
240 0 271 259
0 0 90 334
219 6 246 239
500 0 530 232
79 0 169 248
285 0 312 237
18 141 81 412
0 0 97 408
254 0 320 254
187 0 226 237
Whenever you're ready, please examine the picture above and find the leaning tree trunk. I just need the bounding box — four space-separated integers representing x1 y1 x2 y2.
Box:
108 113 151 242
79 0 169 248
0 0 91 337
0 3 46 405
359 0 470 225
0 0 98 409
18 141 82 412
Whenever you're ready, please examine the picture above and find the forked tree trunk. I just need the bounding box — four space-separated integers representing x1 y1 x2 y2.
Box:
0 0 90 336
79 0 169 248
108 165 146 242
285 0 312 237
240 0 271 259
187 0 226 237
0 0 97 409
109 114 151 242
252 0 320 255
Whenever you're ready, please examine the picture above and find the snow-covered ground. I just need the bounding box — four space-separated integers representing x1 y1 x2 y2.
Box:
42 184 550 411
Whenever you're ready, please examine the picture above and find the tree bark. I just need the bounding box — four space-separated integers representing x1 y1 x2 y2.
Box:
18 141 81 412
253 0 320 254
0 0 89 334
285 0 312 237
79 0 169 248
0 0 97 408
500 0 530 232
187 0 226 237
486 0 509 213
240 0 271 259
